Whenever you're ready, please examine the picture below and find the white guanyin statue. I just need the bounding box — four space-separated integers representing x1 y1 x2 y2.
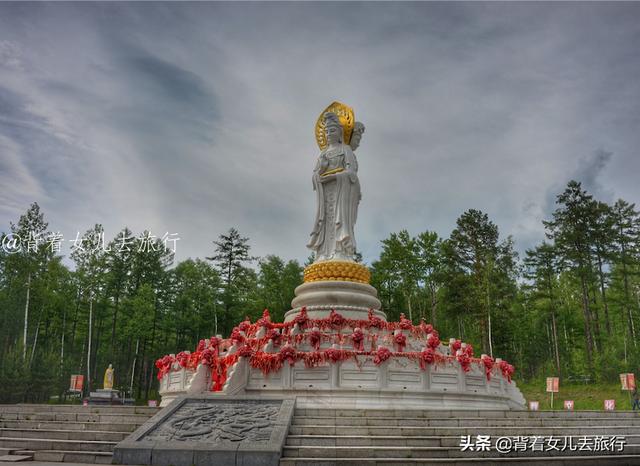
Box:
307 103 365 262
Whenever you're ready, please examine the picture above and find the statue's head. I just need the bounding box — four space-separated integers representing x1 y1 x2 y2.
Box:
350 122 365 151
323 112 343 145
108 364 113 369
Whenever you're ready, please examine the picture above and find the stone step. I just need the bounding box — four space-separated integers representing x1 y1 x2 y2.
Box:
285 409 640 464
286 434 640 447
0 462 102 466
287 435 447 447
0 428 128 442
0 462 104 466
292 416 640 427
0 419 143 432
0 404 155 464
0 404 158 415
280 456 640 465
294 409 640 418
0 437 116 453
0 412 151 424
32 449 112 464
8 451 34 458
290 425 640 436
0 454 33 462
281 444 640 459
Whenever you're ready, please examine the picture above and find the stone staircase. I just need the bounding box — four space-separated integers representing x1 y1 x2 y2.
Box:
0 404 158 464
4 404 640 465
280 408 640 465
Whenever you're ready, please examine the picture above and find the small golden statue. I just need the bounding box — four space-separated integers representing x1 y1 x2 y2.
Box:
103 364 114 390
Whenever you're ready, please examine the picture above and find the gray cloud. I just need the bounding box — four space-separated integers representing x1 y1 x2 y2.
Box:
575 149 615 201
1 3 639 266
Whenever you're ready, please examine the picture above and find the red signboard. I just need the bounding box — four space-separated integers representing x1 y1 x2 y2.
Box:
564 400 574 410
69 375 84 392
604 399 616 411
546 377 559 393
621 373 636 390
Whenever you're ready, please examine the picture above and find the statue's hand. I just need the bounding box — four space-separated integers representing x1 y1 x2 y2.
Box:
333 170 353 183
320 174 336 183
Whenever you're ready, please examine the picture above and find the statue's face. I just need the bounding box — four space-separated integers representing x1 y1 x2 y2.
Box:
325 124 341 144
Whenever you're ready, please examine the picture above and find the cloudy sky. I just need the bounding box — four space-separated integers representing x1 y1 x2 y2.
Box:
1 2 639 267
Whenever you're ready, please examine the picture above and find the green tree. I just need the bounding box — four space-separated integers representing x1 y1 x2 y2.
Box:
371 230 421 321
415 231 444 326
206 228 256 333
70 224 108 396
170 259 222 347
8 202 54 361
104 228 135 361
443 209 517 356
544 181 599 374
609 199 640 346
256 255 303 322
524 242 562 377
126 231 174 399
371 230 444 324
591 201 615 336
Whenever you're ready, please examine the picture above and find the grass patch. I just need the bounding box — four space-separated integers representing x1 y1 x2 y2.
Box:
517 381 638 411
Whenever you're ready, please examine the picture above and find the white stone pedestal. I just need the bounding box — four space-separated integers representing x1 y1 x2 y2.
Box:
285 281 385 322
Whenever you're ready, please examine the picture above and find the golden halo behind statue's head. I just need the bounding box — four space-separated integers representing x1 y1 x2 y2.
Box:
315 101 355 150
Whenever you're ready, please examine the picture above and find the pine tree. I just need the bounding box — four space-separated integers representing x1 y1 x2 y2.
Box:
610 199 640 345
544 180 599 374
207 228 255 287
70 224 108 396
415 231 444 326
104 228 135 361
256 256 303 322
591 201 615 336
206 228 255 333
8 203 53 361
444 209 517 356
524 242 562 377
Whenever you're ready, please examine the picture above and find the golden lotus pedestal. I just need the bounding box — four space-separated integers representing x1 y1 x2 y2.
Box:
302 260 371 284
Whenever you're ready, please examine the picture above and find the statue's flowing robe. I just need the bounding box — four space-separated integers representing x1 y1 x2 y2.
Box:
307 144 361 261
104 369 114 389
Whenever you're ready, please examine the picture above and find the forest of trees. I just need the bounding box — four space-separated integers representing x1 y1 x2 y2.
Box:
1 179 639 403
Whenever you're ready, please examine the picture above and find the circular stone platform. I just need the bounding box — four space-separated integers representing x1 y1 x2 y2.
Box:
285 280 384 322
